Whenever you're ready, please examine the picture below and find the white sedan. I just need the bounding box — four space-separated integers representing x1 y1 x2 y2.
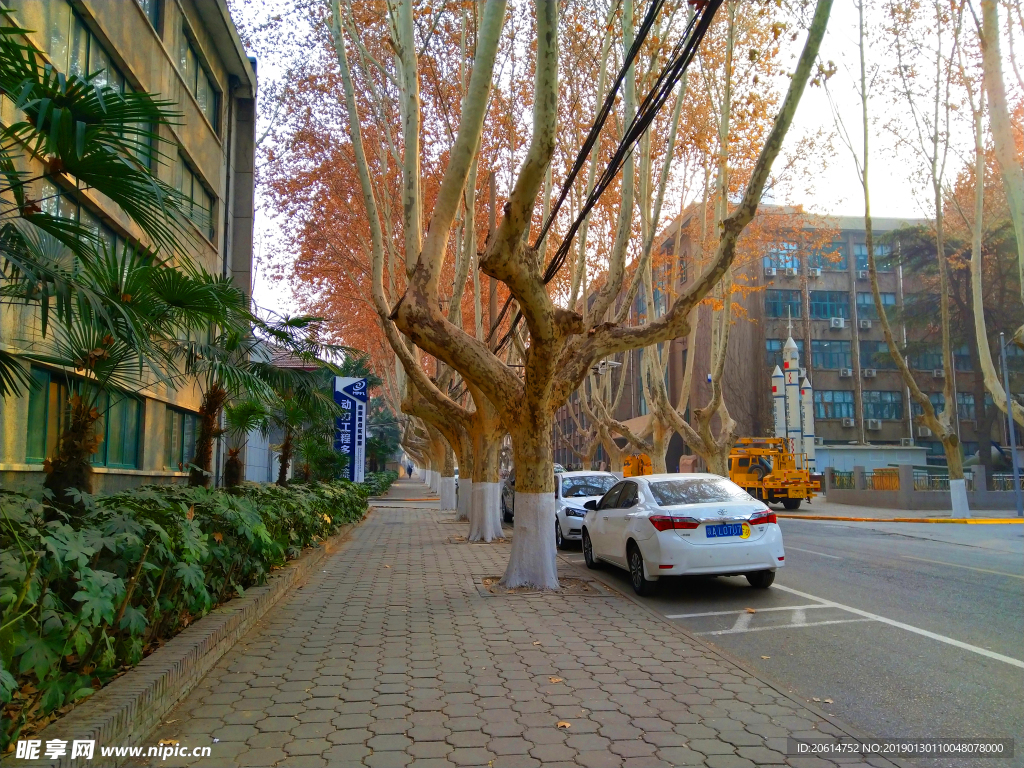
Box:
581 473 785 595
555 471 618 549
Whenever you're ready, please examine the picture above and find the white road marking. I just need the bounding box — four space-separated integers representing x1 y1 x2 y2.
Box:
697 618 872 636
665 604 827 619
786 546 843 560
775 584 1024 670
901 555 1024 580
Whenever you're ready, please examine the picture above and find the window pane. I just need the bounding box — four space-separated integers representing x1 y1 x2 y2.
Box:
178 28 189 75
88 40 111 86
45 0 72 71
123 399 140 468
765 290 802 318
186 46 198 93
26 369 49 461
196 68 209 115
164 407 177 469
863 391 903 420
46 379 63 459
69 15 89 77
813 390 855 419
90 389 108 465
809 291 850 319
811 340 851 370
106 395 125 466
183 413 196 467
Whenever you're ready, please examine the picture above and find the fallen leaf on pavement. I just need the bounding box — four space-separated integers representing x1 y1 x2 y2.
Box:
812 697 821 702
384 564 391 568
746 607 756 613
824 698 833 704
761 656 770 659
556 721 571 729
533 641 541 645
549 677 563 683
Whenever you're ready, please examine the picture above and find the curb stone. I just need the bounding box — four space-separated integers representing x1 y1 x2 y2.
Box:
557 552 913 768
3 514 369 768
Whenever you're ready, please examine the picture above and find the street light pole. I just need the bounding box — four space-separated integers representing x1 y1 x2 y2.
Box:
999 333 1023 518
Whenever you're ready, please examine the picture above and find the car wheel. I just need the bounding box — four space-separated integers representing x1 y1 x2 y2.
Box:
746 570 776 589
582 529 600 569
628 543 657 596
555 522 566 550
782 498 801 510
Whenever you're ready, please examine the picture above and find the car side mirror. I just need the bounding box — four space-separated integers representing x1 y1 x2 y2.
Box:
584 500 598 511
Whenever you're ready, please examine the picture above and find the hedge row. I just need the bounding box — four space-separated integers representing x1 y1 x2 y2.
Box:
0 471 397 749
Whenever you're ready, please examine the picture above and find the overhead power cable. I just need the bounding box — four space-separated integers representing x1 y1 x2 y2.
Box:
490 0 724 356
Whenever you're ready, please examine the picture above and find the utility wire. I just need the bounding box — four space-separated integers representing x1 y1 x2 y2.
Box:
490 0 723 356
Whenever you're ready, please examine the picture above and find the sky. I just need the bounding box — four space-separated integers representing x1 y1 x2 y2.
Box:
239 1 1007 317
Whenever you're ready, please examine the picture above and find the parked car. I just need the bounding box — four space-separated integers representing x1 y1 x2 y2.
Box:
554 471 618 549
581 473 784 596
500 463 566 524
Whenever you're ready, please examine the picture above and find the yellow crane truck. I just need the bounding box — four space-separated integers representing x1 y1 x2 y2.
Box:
728 437 820 510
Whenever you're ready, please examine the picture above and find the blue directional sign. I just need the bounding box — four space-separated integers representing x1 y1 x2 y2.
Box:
333 377 368 482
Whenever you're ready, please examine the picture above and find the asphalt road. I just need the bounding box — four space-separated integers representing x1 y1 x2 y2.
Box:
561 518 1024 768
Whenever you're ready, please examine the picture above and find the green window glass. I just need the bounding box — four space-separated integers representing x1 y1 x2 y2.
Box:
859 340 896 369
912 392 944 417
856 292 896 320
26 368 51 462
813 390 855 419
165 406 199 471
811 340 851 370
863 390 903 420
178 29 220 131
808 242 848 270
854 242 892 271
766 338 803 368
765 290 802 318
809 291 850 319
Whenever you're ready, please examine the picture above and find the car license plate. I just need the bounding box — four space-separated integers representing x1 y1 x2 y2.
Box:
706 523 750 539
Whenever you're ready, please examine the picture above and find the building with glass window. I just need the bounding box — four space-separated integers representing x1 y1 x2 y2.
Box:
552 206 1019 471
0 0 256 491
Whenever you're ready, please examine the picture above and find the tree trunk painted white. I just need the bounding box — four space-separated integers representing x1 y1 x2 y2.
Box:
501 492 559 589
423 469 431 489
469 481 503 542
430 470 440 494
457 478 472 522
439 476 457 511
950 479 970 519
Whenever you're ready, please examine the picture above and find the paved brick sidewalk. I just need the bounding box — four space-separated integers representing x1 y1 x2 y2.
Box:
137 478 899 768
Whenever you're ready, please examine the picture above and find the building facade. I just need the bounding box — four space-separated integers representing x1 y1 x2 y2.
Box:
553 207 1018 472
0 0 256 492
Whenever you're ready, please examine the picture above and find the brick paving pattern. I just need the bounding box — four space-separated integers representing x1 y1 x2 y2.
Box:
137 478 898 767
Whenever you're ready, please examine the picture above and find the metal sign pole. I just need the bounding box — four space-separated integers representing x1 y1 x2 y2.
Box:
999 334 1023 518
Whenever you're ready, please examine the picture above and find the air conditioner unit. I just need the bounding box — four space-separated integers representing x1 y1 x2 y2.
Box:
917 426 933 437
799 367 807 378
764 267 777 277
863 368 877 378
857 270 870 280
867 418 882 430
839 368 853 378
841 417 856 427
829 317 845 329
808 267 822 278
784 267 798 277
859 318 872 330
900 437 915 447
814 437 825 446
932 369 944 379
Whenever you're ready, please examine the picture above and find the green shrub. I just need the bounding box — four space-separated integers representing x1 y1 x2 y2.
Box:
0 472 395 748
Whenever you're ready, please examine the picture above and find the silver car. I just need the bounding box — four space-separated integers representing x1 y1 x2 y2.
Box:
555 471 619 549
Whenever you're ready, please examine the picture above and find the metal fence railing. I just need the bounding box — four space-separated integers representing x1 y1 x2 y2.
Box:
866 468 900 490
991 473 1024 491
832 470 855 489
913 472 974 492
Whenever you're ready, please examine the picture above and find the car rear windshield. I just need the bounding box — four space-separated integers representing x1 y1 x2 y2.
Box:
648 478 752 506
561 475 617 498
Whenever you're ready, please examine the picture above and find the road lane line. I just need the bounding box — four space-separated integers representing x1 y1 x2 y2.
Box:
666 604 827 619
697 618 872 636
775 584 1024 669
901 555 1024 580
786 546 843 559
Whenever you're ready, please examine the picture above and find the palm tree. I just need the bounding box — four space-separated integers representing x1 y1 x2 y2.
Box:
0 11 200 396
223 398 270 487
